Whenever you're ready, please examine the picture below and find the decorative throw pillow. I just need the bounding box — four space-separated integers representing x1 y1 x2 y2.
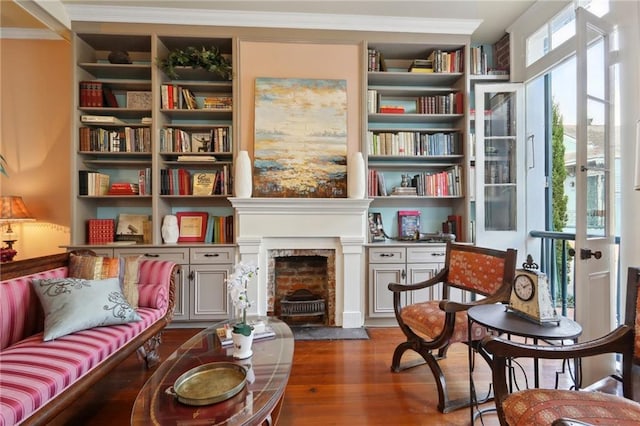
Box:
119 255 142 308
69 253 120 280
69 253 140 307
31 277 141 341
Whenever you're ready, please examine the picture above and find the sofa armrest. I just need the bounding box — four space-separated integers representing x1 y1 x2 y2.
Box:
137 260 180 322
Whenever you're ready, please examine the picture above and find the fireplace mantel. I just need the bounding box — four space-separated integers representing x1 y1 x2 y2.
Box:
230 197 371 328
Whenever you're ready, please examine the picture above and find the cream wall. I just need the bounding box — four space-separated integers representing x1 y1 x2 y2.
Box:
237 40 361 156
0 38 71 259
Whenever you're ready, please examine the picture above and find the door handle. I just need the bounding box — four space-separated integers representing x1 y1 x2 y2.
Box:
578 248 602 260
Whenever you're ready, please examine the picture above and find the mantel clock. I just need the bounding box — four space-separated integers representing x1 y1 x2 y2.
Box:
508 255 559 324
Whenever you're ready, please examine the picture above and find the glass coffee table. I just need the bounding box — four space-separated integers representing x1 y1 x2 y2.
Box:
131 317 294 426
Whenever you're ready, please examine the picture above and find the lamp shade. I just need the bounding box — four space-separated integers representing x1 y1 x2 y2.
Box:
0 196 35 222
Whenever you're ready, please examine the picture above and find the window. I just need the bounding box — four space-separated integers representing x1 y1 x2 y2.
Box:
526 0 609 66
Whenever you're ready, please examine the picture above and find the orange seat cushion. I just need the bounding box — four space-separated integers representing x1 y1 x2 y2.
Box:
400 301 490 343
503 389 640 425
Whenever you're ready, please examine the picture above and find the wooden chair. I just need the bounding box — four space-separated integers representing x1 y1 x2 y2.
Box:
388 242 517 413
481 266 640 425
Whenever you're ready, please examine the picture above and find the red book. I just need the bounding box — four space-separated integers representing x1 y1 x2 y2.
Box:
87 219 115 244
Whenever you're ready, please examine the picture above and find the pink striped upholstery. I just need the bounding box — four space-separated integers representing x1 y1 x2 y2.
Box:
0 308 163 426
0 267 68 350
0 258 176 426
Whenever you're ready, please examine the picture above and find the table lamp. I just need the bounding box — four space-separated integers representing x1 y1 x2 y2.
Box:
0 196 35 262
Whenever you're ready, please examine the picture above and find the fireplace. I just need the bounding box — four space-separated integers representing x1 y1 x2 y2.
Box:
270 250 335 326
230 198 371 328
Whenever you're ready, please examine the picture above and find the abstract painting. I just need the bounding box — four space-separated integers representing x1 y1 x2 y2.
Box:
253 77 347 197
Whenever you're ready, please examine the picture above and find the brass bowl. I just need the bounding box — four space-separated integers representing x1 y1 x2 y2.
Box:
170 362 247 406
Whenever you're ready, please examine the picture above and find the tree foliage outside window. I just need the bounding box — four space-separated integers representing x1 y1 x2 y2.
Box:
552 101 572 303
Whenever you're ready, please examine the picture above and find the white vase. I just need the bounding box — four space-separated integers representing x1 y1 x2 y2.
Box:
231 329 254 359
161 215 179 243
234 150 252 198
347 152 365 199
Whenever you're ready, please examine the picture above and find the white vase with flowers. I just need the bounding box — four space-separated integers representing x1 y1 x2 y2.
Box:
226 261 258 359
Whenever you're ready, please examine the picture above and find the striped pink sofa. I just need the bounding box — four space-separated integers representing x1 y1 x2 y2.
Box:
0 252 178 426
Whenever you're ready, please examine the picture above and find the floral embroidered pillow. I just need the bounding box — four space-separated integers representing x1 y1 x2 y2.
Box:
31 277 141 341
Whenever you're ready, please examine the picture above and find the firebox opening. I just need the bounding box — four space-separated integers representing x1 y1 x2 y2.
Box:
274 254 330 326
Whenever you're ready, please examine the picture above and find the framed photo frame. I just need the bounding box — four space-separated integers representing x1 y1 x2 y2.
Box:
126 91 152 109
191 132 211 153
176 212 208 242
368 212 386 242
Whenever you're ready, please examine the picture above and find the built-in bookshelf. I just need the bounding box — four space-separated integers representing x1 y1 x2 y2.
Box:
365 41 469 241
71 32 235 247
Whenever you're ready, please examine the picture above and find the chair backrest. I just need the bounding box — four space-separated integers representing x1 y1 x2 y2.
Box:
444 242 517 299
624 266 640 363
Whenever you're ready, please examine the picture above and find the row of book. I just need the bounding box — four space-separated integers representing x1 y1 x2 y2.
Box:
367 90 463 115
367 48 464 73
411 165 463 197
79 81 111 107
159 126 232 153
367 131 462 156
78 171 110 196
160 84 232 111
368 165 462 197
78 169 151 197
427 49 464 73
208 215 234 244
416 93 464 115
79 126 151 152
160 167 230 196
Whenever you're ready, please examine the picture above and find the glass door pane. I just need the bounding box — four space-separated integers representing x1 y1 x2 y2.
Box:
483 90 518 231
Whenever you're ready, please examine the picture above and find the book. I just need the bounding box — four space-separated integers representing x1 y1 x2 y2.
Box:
192 172 216 196
176 155 216 162
81 115 125 125
216 323 276 347
102 86 119 107
87 219 115 244
398 210 421 240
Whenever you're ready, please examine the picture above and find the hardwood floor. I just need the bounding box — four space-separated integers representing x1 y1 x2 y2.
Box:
48 326 573 425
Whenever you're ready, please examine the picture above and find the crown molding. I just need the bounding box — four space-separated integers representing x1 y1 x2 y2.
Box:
0 28 63 40
65 5 482 35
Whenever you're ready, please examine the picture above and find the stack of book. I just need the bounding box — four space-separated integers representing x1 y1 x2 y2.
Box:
108 182 139 195
408 59 433 73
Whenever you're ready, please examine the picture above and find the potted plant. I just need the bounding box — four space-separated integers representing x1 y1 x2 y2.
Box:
226 261 258 358
158 46 232 80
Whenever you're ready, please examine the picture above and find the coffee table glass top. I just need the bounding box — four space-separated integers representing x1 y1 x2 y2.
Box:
132 317 294 425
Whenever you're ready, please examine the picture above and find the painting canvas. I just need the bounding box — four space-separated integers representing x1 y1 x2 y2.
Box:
254 77 348 197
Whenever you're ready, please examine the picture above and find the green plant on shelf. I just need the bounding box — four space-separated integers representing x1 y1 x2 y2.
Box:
158 46 232 80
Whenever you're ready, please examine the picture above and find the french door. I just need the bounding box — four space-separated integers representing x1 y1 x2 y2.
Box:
573 7 616 386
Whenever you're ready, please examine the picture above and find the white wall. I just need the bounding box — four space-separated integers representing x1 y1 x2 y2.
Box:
614 0 640 291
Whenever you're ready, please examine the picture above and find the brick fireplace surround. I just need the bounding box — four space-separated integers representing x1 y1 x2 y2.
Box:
230 198 371 328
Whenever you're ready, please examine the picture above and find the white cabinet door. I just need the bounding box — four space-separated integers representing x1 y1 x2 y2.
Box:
406 245 446 304
189 264 232 321
368 262 405 318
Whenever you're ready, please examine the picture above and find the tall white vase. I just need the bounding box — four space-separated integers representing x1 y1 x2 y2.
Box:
234 150 252 198
347 152 365 199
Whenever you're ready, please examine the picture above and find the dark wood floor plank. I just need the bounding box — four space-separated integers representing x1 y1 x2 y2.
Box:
47 326 573 425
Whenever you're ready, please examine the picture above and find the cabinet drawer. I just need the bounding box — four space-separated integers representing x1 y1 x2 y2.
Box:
113 247 189 263
190 247 235 264
369 247 406 263
407 245 446 264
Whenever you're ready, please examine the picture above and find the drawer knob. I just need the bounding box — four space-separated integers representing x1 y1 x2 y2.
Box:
380 253 395 258
431 253 445 257
204 253 220 257
145 253 160 258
